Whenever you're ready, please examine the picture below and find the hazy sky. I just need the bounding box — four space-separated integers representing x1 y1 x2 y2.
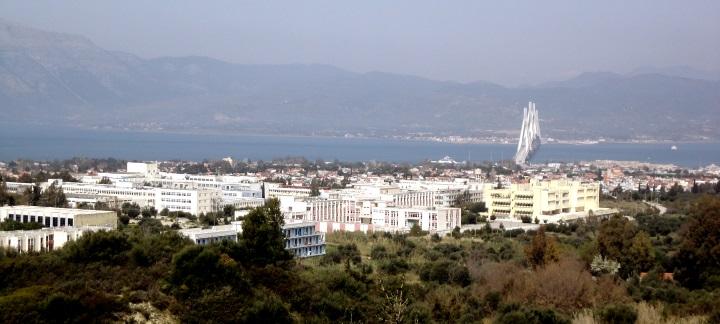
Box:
1 1 718 85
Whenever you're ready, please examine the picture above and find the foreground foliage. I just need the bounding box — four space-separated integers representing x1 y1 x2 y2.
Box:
1 196 719 322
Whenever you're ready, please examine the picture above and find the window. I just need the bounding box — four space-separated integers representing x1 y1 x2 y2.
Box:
52 217 58 227
60 218 66 226
68 219 74 227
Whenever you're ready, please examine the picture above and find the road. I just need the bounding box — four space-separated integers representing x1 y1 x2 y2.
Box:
645 201 667 215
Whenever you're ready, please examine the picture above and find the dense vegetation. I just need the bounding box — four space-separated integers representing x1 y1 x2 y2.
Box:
1 195 719 323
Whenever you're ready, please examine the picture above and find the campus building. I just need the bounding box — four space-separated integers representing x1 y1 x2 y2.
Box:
178 226 239 245
178 222 326 258
0 206 118 229
283 221 326 258
370 206 461 233
483 179 600 222
0 226 113 253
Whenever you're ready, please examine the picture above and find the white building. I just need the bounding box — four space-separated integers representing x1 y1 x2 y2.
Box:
283 221 326 258
127 162 160 178
178 221 325 258
59 181 222 216
370 206 461 233
0 206 118 229
155 188 222 215
0 226 114 253
263 183 312 199
178 226 238 245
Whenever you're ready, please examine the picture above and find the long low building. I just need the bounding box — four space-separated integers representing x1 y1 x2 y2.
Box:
179 226 239 245
178 221 326 258
59 182 223 215
0 226 114 253
0 206 117 229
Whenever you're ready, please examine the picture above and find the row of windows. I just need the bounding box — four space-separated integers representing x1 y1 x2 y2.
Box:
161 192 192 196
161 198 191 204
7 214 74 227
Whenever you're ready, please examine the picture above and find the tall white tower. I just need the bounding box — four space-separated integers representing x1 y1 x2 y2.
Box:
514 101 541 165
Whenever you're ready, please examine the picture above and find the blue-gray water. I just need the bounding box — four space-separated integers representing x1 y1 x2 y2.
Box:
1 126 719 167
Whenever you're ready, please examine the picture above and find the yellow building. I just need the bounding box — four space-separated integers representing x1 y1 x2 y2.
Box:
483 179 599 222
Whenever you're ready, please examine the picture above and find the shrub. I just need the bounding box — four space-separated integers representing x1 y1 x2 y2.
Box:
597 304 637 324
379 257 410 275
370 245 389 260
62 230 132 264
494 304 569 324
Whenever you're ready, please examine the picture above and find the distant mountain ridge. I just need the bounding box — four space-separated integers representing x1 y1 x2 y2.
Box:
1 19 719 141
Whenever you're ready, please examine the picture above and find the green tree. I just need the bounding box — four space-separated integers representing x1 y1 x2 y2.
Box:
121 202 141 219
597 215 654 277
310 179 321 196
627 231 654 274
0 181 15 206
23 185 42 206
240 199 293 266
141 206 157 218
38 183 68 207
674 195 720 289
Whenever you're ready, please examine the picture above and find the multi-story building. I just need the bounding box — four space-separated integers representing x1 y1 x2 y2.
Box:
178 221 325 258
307 199 359 223
127 162 160 178
263 183 312 199
392 189 481 208
370 206 461 232
179 226 239 245
0 226 113 253
155 188 222 215
483 179 600 222
283 221 326 258
59 182 222 215
61 182 156 208
0 206 118 229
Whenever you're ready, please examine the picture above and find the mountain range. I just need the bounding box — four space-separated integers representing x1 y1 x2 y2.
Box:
1 19 719 141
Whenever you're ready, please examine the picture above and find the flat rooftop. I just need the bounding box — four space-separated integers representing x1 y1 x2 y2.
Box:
0 206 115 215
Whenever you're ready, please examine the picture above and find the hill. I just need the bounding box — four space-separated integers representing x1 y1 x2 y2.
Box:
1 19 719 141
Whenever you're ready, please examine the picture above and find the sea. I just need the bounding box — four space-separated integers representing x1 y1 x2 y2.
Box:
1 126 719 168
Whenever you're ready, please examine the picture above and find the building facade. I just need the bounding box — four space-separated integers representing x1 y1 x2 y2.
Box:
178 222 326 258
0 226 113 253
483 179 600 221
370 206 461 232
0 206 118 229
283 221 326 258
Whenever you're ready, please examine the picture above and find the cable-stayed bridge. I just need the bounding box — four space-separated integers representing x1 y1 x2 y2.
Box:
514 101 541 165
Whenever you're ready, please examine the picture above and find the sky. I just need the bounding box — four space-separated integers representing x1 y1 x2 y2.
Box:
1 0 718 86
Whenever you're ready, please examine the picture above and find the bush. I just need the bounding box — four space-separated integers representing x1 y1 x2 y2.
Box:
62 230 132 264
320 243 362 265
419 260 471 286
370 245 389 260
494 304 569 324
597 304 637 324
379 257 410 275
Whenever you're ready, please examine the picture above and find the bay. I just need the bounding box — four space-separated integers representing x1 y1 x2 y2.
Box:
1 126 719 167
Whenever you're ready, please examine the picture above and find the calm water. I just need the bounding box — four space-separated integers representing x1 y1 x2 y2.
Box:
1 126 719 167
